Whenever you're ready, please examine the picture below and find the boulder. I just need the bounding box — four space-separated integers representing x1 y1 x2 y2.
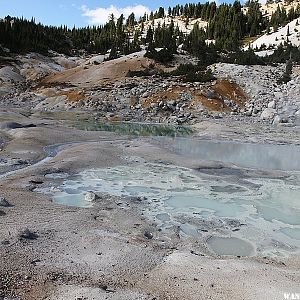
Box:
0 66 25 83
268 101 276 109
85 191 98 202
273 115 282 125
260 108 276 120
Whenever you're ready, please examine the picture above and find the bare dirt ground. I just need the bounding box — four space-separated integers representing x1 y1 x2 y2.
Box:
42 52 156 88
0 109 299 300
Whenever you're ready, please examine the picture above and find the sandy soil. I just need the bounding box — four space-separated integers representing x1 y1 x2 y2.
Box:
0 110 299 300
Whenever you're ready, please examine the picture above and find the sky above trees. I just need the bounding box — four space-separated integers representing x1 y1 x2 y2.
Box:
0 0 237 28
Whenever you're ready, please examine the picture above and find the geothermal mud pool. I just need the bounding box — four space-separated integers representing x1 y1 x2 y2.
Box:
38 136 300 258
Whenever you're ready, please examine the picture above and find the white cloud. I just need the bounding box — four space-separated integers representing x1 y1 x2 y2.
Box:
81 4 150 25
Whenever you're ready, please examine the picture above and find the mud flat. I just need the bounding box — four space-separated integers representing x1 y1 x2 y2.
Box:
0 110 299 300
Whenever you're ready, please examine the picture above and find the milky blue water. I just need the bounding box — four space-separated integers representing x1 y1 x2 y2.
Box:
45 161 300 257
40 138 300 257
154 137 300 171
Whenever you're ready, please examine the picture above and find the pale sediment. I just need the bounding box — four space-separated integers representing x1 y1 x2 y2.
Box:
0 110 299 300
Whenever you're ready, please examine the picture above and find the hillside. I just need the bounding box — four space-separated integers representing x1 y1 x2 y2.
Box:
247 17 300 51
0 0 297 57
261 0 300 17
137 16 208 36
1 1 300 123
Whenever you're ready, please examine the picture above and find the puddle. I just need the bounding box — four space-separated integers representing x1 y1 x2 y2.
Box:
155 137 300 171
44 162 300 257
45 172 69 179
52 193 93 208
207 236 255 256
72 119 194 137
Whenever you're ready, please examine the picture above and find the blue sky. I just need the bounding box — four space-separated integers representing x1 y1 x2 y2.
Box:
0 0 207 28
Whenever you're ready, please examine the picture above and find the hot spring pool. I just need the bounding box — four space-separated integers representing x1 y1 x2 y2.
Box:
45 161 300 257
39 137 300 257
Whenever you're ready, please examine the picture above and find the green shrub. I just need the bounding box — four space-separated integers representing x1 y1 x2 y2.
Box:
225 49 265 65
171 63 215 82
265 44 300 63
145 47 174 64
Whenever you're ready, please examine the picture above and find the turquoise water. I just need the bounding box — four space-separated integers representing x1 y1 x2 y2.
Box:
38 136 300 257
72 120 194 137
48 162 300 257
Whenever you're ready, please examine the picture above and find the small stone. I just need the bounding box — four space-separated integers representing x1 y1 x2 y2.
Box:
85 191 98 202
273 115 282 125
19 228 39 240
144 230 153 240
268 100 276 109
0 197 10 207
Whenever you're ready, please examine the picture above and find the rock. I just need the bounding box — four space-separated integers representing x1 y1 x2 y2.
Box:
273 115 282 125
129 96 139 106
34 95 68 110
0 210 6 216
268 101 276 109
144 230 153 240
0 122 36 130
245 109 253 117
18 228 39 240
0 66 25 83
85 191 98 202
0 197 10 207
280 117 289 124
274 91 284 99
150 103 158 109
252 107 260 114
129 196 145 202
202 89 217 99
167 100 176 106
260 108 276 120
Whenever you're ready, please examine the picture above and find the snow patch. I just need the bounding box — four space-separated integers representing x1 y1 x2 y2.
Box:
246 17 300 50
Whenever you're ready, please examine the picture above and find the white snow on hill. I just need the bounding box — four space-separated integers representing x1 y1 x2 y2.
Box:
137 16 208 36
242 0 300 17
260 0 300 18
246 17 300 50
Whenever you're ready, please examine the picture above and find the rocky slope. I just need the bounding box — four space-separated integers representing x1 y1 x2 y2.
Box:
212 63 300 126
0 50 300 127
